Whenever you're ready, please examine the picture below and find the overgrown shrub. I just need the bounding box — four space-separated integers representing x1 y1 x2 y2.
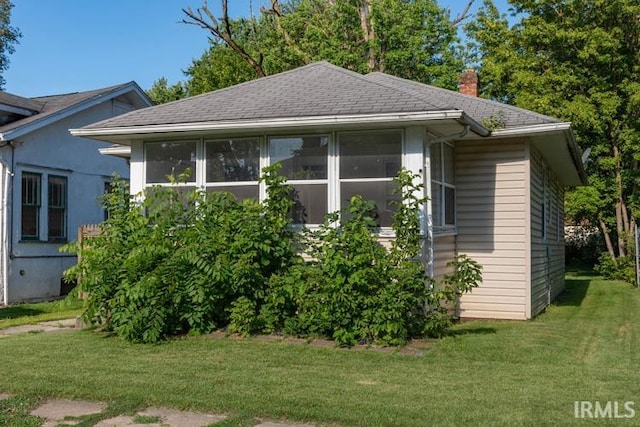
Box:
595 253 636 284
65 167 482 345
64 165 296 343
565 225 603 268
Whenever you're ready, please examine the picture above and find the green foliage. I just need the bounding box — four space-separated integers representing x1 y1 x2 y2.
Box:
0 1 20 89
263 169 482 346
594 253 636 285
146 77 188 104
65 168 481 345
180 0 465 96
64 167 296 343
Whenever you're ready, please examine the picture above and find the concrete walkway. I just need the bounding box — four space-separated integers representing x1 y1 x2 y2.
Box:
1 394 317 427
0 318 76 337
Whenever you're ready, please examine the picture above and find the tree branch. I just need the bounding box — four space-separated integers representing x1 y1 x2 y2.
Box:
450 0 476 27
261 0 312 63
182 0 266 77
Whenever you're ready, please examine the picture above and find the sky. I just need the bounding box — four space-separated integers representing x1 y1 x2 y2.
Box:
4 0 512 98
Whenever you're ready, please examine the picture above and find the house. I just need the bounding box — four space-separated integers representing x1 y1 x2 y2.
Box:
71 62 587 320
0 82 152 304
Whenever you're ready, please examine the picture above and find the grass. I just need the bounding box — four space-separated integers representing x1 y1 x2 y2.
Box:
1 271 638 426
0 298 83 329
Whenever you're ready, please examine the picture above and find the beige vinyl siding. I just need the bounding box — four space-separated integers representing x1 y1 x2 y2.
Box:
433 234 456 283
456 139 528 320
530 145 565 316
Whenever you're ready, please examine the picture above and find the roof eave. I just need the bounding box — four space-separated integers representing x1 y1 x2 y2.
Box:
71 110 485 143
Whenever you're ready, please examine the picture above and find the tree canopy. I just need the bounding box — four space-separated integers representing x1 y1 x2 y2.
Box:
0 0 21 89
466 0 640 266
146 0 474 103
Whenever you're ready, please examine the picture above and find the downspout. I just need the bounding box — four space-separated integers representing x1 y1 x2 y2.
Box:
424 125 470 278
0 156 12 305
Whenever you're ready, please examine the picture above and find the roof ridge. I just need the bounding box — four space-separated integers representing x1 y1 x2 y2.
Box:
365 72 559 123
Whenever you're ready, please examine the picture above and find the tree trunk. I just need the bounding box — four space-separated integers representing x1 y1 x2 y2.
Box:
599 219 617 263
613 143 627 257
358 0 377 71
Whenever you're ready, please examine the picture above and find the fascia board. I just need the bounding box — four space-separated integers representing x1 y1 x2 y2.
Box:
70 110 478 142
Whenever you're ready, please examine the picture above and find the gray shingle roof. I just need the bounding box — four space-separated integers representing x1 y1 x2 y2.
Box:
83 61 560 131
0 83 136 136
0 91 43 113
363 72 558 128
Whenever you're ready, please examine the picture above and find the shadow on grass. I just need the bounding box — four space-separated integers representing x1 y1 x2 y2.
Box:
0 306 45 320
554 277 591 307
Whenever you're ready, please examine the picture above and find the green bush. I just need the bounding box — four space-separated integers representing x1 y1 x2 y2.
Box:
595 253 636 284
65 167 482 345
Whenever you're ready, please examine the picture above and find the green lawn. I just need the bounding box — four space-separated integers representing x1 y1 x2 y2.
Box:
1 271 638 426
0 298 83 329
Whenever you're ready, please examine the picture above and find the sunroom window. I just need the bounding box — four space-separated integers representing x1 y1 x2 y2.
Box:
145 141 196 184
431 142 455 230
205 138 260 200
338 130 401 227
269 135 328 225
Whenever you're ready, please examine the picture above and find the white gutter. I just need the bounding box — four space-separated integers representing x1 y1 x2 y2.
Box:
490 122 571 137
98 145 131 157
70 110 469 139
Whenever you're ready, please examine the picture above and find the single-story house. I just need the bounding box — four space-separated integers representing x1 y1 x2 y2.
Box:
71 61 587 320
0 82 152 304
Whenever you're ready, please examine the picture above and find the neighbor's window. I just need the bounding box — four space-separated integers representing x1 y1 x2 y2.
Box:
145 141 196 183
431 142 455 229
21 172 41 240
48 175 67 241
205 138 261 200
338 130 401 227
269 135 328 225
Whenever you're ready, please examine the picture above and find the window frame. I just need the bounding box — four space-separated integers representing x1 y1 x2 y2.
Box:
47 175 68 242
204 137 262 201
430 141 456 233
21 172 42 241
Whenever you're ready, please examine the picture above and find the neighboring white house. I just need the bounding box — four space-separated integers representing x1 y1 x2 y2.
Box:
72 62 587 320
0 82 152 304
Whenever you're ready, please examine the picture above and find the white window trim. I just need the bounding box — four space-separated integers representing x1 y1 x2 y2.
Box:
141 129 406 232
430 140 456 234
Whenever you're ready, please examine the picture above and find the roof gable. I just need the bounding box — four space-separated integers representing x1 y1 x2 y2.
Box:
0 82 152 141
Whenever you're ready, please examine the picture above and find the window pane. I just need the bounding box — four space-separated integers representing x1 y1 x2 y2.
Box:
430 143 442 182
290 184 327 225
445 186 455 226
340 131 401 179
341 181 399 227
48 176 67 240
21 173 40 239
206 139 260 182
269 136 328 180
146 141 196 183
443 143 455 184
431 182 442 227
206 185 259 201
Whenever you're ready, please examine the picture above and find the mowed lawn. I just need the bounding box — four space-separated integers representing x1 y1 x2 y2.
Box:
0 271 638 426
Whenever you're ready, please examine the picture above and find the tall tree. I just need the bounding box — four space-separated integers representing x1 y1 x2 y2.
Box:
0 0 21 89
466 0 640 264
180 0 474 95
146 77 188 105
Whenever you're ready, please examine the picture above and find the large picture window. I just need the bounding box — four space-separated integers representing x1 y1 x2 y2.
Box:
269 135 328 225
431 142 455 230
339 130 401 227
21 172 41 240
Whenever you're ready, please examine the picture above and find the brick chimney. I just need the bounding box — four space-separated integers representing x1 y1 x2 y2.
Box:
459 70 478 97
